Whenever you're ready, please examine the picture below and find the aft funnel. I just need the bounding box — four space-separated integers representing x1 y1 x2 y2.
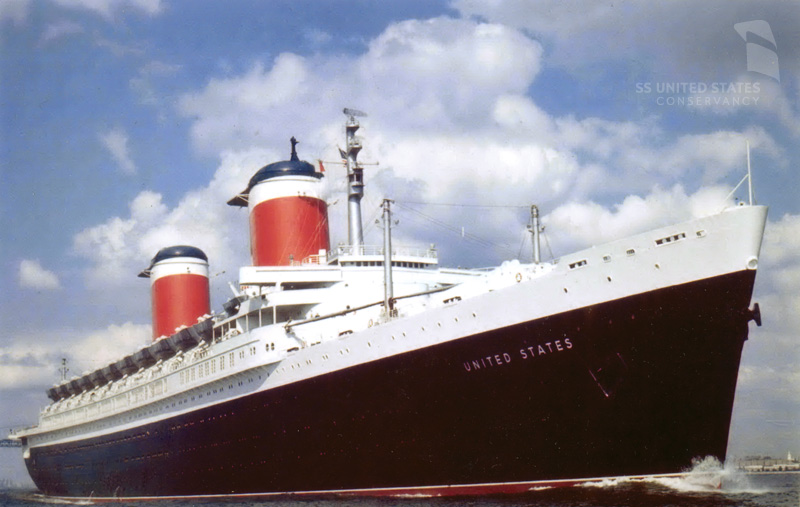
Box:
228 138 330 266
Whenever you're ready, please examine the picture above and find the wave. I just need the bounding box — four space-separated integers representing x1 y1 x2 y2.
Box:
575 456 774 495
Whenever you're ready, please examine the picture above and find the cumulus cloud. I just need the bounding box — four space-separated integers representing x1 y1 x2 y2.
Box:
18 259 61 290
72 14 779 284
542 185 736 257
0 323 150 390
72 152 264 308
755 213 800 342
455 0 800 146
178 18 544 156
176 16 782 207
71 322 151 370
99 127 137 175
728 212 800 455
168 15 786 270
551 118 780 187
454 1 800 77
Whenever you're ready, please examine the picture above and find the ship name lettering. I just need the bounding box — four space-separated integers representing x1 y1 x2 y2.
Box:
462 339 573 373
463 352 512 372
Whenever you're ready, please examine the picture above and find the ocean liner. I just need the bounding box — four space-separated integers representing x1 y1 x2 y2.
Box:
14 110 767 499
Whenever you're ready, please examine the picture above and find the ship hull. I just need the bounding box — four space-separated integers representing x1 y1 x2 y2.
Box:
26 268 756 498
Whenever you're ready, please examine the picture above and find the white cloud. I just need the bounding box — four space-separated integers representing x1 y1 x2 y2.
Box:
40 20 85 44
52 0 162 19
175 14 783 232
130 60 181 105
0 341 58 389
455 0 800 146
454 1 800 76
761 213 800 269
18 259 61 290
178 18 544 156
0 323 150 390
727 212 800 455
94 35 146 57
168 15 780 269
0 364 56 390
756 213 800 338
99 127 137 175
552 118 780 186
178 19 773 262
0 0 30 26
542 185 735 257
71 322 151 370
304 28 331 46
72 152 262 308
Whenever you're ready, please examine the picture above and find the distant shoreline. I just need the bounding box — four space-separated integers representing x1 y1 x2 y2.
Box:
741 470 800 474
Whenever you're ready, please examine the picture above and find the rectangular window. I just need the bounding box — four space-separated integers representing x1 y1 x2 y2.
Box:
655 232 686 246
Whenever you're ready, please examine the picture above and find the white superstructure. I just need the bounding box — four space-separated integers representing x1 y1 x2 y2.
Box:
19 202 767 453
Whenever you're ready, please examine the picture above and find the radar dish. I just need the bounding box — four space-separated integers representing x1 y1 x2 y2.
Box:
343 108 367 117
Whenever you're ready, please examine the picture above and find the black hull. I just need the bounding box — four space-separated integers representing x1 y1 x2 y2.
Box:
27 270 756 497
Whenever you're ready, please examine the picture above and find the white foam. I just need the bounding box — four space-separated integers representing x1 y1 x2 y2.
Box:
644 456 771 495
26 493 94 505
577 477 633 488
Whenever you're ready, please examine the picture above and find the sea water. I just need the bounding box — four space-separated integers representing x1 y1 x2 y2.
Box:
2 448 797 506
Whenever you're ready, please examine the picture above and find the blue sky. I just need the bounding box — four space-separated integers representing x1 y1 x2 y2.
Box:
1 0 798 478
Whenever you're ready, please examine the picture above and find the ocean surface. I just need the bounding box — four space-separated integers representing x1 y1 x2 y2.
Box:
1 447 797 507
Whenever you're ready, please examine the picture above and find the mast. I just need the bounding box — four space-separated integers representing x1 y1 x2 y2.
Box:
382 198 395 318
344 108 366 249
58 358 69 382
746 139 754 205
527 205 542 264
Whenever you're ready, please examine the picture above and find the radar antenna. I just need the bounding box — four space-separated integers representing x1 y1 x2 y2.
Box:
343 108 367 118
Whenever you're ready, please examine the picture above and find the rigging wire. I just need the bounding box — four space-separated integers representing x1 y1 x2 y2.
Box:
542 228 555 261
394 202 496 248
361 200 384 239
393 201 521 259
339 198 549 261
401 201 530 209
516 230 527 261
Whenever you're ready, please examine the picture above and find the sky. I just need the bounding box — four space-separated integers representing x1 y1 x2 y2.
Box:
1 0 798 478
